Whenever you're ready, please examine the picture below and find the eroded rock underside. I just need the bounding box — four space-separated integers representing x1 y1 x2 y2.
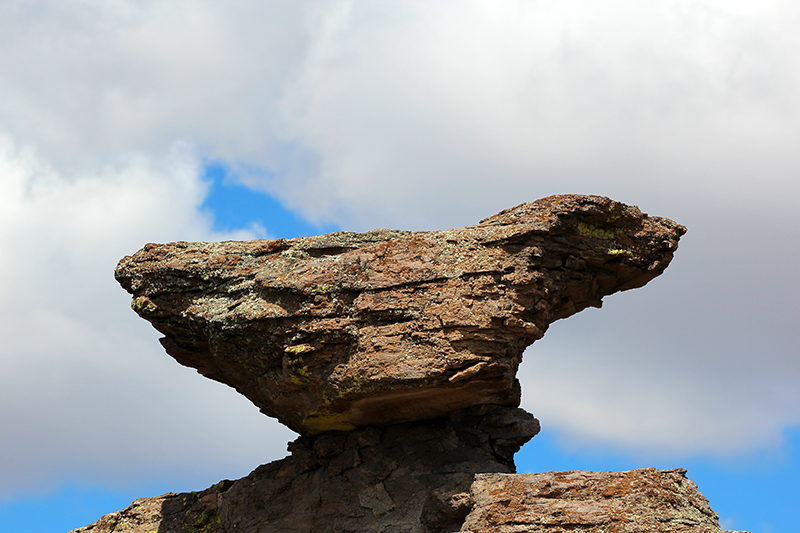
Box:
115 195 685 434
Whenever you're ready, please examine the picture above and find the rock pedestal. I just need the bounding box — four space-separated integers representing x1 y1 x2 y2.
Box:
73 405 539 533
72 456 742 533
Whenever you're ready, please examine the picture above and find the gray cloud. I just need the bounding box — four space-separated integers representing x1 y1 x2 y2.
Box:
271 1 800 227
0 138 294 497
1 0 798 497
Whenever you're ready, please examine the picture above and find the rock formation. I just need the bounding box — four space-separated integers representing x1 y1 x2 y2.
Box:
72 195 745 532
114 195 685 435
73 405 538 533
463 468 737 533
73 464 740 533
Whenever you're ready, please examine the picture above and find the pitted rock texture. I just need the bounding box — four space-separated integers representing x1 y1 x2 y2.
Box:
461 468 747 533
71 405 539 533
115 195 685 434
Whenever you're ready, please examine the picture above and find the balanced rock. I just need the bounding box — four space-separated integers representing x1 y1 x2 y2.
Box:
115 195 685 435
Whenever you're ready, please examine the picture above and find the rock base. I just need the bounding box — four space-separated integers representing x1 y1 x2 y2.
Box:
70 408 747 533
72 405 538 533
463 469 748 533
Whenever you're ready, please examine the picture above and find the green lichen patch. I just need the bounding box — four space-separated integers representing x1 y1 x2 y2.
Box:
285 344 315 355
303 410 356 433
577 222 616 240
193 507 221 529
130 296 157 314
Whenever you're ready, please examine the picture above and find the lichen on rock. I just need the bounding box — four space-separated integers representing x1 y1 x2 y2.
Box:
115 194 686 435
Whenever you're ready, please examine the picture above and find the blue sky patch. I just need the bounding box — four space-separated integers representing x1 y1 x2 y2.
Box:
201 162 339 239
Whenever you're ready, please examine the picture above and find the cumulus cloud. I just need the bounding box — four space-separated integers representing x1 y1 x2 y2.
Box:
0 135 294 497
1 0 799 499
271 0 800 229
267 0 800 457
0 0 308 168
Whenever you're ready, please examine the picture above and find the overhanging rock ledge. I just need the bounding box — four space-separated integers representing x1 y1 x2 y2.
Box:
115 194 685 435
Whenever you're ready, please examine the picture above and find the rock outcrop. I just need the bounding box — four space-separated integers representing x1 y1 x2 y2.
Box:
463 469 740 533
115 195 685 435
71 195 745 533
73 405 538 533
72 462 743 533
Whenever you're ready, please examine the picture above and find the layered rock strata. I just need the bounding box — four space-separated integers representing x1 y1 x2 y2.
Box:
115 195 685 435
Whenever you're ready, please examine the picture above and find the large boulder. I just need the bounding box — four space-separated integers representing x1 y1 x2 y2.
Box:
115 194 685 435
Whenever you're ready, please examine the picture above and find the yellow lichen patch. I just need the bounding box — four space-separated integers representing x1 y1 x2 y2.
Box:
285 344 315 355
303 410 356 433
577 222 616 240
131 296 157 314
288 374 306 386
607 248 629 256
310 283 335 295
284 348 313 385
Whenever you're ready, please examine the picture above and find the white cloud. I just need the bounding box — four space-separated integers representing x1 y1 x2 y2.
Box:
271 0 800 228
1 0 799 498
265 2 800 456
0 134 294 497
0 0 308 168
520 207 800 457
269 0 800 456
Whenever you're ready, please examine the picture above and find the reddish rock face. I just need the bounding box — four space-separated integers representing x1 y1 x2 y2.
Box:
463 469 732 533
115 195 685 435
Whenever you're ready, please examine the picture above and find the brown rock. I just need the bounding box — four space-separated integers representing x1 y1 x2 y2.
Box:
115 195 685 435
72 448 749 533
462 468 747 533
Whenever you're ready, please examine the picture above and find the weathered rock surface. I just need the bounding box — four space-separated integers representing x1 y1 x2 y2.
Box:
462 469 747 533
115 195 685 435
71 452 747 532
76 195 740 533
71 405 540 533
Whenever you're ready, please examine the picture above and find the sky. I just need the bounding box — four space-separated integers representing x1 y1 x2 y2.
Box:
0 1 798 531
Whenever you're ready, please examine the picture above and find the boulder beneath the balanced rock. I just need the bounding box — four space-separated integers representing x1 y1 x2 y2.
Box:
71 405 539 533
72 460 747 533
462 468 743 533
115 195 685 434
